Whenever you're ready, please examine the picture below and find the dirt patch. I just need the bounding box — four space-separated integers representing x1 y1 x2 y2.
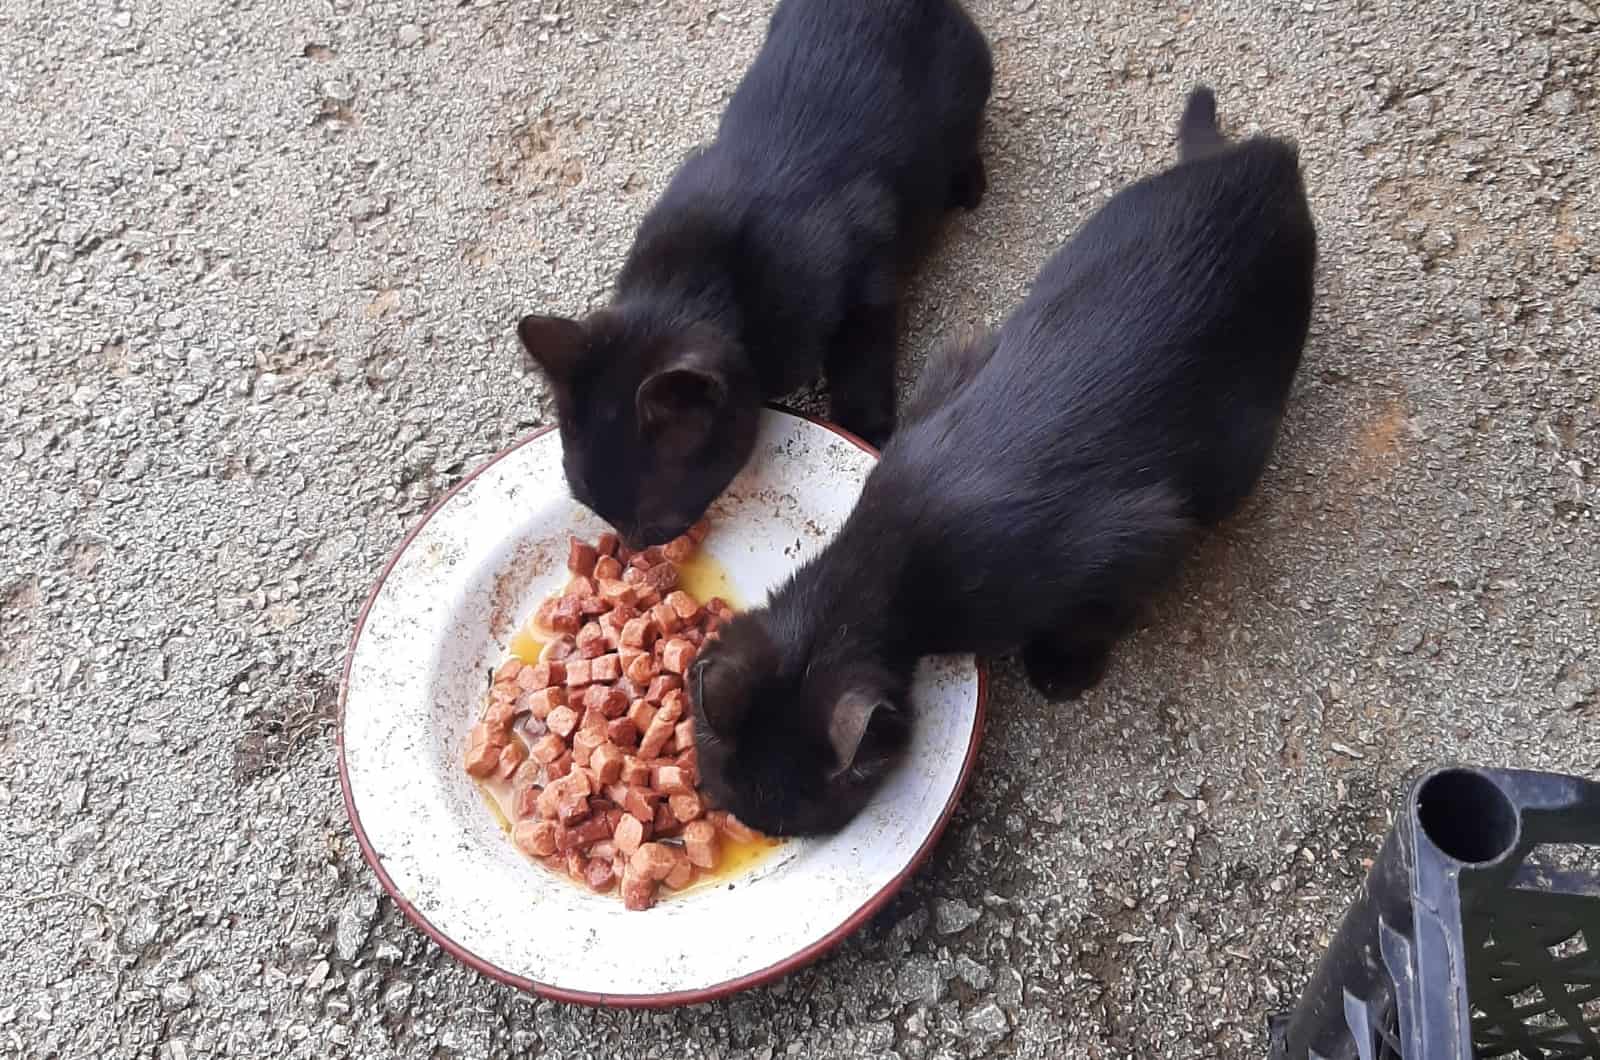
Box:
233 669 340 783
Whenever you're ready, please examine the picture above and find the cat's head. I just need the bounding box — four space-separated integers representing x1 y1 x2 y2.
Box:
689 613 912 836
517 310 760 547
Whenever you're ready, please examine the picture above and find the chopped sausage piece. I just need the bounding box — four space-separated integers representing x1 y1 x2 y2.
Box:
489 680 518 706
642 563 679 594
496 740 529 780
524 661 565 690
669 791 703 823
568 816 611 848
656 688 688 725
595 532 619 557
529 731 566 764
675 748 699 786
578 594 608 617
686 518 711 544
662 536 696 564
568 537 598 576
665 591 701 623
597 578 637 607
578 707 609 740
662 849 695 891
590 742 625 784
660 639 697 675
620 616 657 650
576 622 608 659
626 698 657 733
680 627 705 648
590 653 622 683
540 635 577 662
496 658 526 683
606 716 640 750
630 842 678 882
674 718 695 751
622 786 659 823
590 839 617 862
546 753 574 780
511 759 544 788
464 727 504 778
565 850 588 881
621 869 657 911
638 713 676 759
565 575 596 601
571 728 605 767
524 687 565 721
598 604 632 637
545 705 580 740
579 684 619 716
514 820 559 858
625 651 658 685
594 555 623 581
556 792 590 826
535 783 562 820
547 597 582 635
484 697 517 732
511 783 541 820
584 857 617 893
614 813 648 857
649 603 683 636
564 658 593 688
654 765 693 796
653 801 686 839
645 674 681 703
620 756 652 788
683 820 718 868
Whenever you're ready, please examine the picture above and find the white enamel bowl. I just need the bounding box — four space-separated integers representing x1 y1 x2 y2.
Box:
338 407 986 1006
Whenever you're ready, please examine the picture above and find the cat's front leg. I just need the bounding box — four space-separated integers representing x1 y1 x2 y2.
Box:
825 297 900 449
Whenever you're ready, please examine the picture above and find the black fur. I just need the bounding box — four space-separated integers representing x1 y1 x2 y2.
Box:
518 0 993 546
693 88 1318 836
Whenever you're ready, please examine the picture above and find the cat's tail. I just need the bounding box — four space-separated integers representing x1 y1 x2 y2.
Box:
1177 86 1226 162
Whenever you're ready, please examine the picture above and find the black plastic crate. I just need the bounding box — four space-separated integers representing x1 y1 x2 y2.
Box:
1270 766 1600 1059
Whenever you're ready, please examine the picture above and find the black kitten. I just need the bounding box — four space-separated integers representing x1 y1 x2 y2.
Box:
692 88 1318 835
518 0 993 547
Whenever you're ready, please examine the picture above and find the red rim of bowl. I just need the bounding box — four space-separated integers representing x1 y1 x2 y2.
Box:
336 404 990 1008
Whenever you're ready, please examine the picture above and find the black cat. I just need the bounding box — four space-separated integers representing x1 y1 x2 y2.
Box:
691 88 1318 835
517 0 993 546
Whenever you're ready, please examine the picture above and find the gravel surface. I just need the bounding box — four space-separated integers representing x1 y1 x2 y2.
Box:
2 0 1596 1057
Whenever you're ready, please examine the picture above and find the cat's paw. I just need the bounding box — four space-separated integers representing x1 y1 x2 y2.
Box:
832 404 896 450
949 153 987 212
1022 638 1110 702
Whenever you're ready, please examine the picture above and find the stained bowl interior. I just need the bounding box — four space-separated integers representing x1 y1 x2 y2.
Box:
339 410 983 1004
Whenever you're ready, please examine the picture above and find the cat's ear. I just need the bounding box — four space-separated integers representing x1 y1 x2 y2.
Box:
826 688 899 777
636 349 731 446
517 314 587 382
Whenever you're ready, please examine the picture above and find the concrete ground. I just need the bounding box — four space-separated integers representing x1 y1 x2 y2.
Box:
2 0 1597 1056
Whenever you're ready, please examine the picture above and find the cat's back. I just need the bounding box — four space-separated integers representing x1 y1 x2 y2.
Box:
722 0 991 161
895 134 1315 523
986 135 1313 413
